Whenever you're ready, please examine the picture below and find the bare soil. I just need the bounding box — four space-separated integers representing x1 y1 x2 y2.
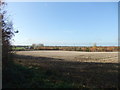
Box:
14 51 118 63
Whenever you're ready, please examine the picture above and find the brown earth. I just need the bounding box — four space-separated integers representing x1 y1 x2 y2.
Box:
14 51 118 63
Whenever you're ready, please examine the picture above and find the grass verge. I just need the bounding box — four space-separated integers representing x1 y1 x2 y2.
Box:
3 61 81 88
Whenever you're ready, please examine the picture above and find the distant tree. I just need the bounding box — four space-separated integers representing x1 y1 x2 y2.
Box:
31 44 36 49
86 47 90 52
0 0 14 66
38 43 44 47
31 43 44 50
93 43 97 47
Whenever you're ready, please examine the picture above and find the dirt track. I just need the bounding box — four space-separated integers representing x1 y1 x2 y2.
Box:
15 51 118 63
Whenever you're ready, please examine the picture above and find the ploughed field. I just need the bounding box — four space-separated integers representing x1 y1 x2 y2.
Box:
14 51 118 63
13 51 119 88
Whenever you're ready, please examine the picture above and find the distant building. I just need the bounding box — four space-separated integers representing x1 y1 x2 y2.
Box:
93 43 97 47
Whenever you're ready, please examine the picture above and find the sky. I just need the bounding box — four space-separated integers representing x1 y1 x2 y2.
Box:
7 2 118 46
